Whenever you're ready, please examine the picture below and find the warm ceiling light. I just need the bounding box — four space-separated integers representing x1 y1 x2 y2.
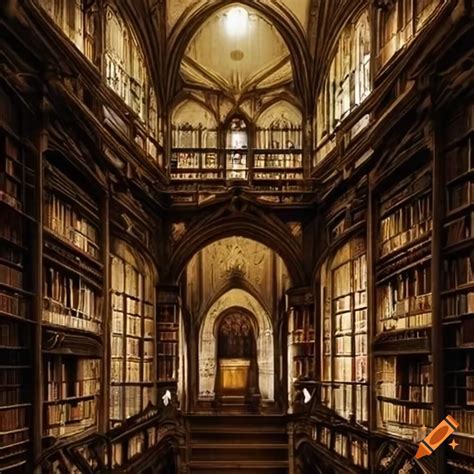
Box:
225 6 249 37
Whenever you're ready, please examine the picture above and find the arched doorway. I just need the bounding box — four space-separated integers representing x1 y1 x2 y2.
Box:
214 308 259 401
198 288 275 404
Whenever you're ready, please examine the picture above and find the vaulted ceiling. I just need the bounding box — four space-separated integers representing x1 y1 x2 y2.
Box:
122 0 367 109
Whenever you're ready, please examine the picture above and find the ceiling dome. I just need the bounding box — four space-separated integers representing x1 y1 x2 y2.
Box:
181 4 293 95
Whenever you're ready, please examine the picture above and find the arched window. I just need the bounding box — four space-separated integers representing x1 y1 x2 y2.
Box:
377 0 444 67
255 101 303 170
171 100 220 179
40 1 161 164
110 241 156 427
104 6 147 120
226 118 248 180
320 237 368 423
41 0 95 61
316 11 371 147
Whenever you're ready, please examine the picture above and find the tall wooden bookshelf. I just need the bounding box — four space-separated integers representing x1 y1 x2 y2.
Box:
374 160 434 442
287 288 316 402
320 236 368 424
0 85 36 473
110 249 155 427
42 163 103 442
156 303 179 383
442 101 474 463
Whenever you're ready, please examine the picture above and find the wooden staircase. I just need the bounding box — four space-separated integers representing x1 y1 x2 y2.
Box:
186 415 290 473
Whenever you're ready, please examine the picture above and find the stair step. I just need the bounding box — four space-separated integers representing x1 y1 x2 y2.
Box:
190 468 288 473
189 460 289 470
187 415 289 471
191 443 288 449
190 443 288 462
191 431 288 444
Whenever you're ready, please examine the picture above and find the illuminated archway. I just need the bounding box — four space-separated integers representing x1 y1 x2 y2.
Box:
198 288 275 401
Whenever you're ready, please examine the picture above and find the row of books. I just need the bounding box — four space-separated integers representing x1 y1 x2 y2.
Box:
45 398 96 427
377 290 432 316
354 257 367 294
44 268 102 319
446 323 474 347
334 294 351 313
111 443 124 467
1 160 21 201
157 330 177 342
355 290 367 308
45 359 100 401
377 308 431 333
45 192 99 259
442 254 474 290
0 350 29 366
157 341 178 356
158 306 179 325
171 127 218 149
291 329 315 344
0 291 26 319
444 138 471 180
128 432 145 459
0 263 23 289
334 433 348 458
442 291 474 318
351 439 369 468
253 172 303 180
0 245 22 269
111 257 146 298
450 410 474 439
315 426 331 448
292 357 315 380
0 387 28 406
0 427 28 449
334 334 367 356
447 375 474 405
355 334 367 355
446 180 474 213
171 152 220 170
334 311 352 334
43 302 101 333
254 153 302 169
112 310 154 336
0 368 29 386
380 193 432 256
171 171 224 180
334 357 352 381
379 264 431 301
0 321 27 347
255 127 302 150
444 213 474 246
355 309 367 332
335 335 352 355
110 385 153 421
355 384 369 421
0 405 28 431
0 189 21 211
333 384 353 420
333 262 351 297
0 211 22 245
157 357 178 381
378 401 433 427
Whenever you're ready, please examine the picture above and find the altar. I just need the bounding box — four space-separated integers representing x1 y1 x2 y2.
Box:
218 358 251 395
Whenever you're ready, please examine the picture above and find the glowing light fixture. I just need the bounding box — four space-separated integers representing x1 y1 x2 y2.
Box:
225 6 249 37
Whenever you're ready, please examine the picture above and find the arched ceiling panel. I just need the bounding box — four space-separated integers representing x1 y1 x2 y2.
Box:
180 4 293 95
166 1 311 37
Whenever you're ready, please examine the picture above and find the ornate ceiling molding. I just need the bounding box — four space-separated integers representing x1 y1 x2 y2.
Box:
165 0 311 111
